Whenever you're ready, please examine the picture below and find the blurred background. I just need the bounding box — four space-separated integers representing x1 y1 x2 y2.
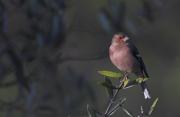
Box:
0 0 180 117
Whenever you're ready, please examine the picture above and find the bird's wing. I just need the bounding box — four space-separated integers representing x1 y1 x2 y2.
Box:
127 41 149 77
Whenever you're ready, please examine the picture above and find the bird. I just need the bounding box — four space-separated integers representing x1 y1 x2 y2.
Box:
109 33 151 99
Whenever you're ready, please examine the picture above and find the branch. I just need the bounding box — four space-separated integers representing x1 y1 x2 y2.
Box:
104 74 127 116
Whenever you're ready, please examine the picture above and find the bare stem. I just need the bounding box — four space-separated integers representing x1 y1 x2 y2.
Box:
104 75 126 116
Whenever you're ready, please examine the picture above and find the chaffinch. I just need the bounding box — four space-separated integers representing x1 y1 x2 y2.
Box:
109 33 151 99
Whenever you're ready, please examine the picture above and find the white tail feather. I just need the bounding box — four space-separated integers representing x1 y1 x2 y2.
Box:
144 88 151 99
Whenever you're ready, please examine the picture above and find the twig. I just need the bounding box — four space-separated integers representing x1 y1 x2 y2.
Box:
108 100 123 116
104 74 127 116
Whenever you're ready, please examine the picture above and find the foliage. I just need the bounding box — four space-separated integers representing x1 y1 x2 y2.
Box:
87 70 158 117
98 71 122 79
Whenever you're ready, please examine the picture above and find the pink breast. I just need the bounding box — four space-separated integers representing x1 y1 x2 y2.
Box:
109 46 135 72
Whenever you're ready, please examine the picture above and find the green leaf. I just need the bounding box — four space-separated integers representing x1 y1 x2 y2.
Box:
123 77 149 89
87 104 97 117
136 78 149 84
143 78 149 82
136 78 143 83
123 79 130 88
98 70 122 78
148 98 159 115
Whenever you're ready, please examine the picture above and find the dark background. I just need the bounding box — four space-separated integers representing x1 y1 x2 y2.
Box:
0 0 180 117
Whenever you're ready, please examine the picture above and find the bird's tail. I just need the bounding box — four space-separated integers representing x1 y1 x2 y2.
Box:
141 82 151 99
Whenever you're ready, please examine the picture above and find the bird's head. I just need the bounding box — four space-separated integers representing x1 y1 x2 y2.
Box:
111 33 129 45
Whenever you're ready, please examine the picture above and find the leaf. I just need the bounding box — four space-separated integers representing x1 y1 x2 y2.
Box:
122 107 134 117
143 78 149 82
123 79 129 88
123 77 148 89
136 78 148 84
148 98 159 115
98 70 122 78
87 104 97 117
136 78 143 83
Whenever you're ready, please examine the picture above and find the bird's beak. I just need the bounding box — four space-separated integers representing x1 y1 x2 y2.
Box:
123 36 129 42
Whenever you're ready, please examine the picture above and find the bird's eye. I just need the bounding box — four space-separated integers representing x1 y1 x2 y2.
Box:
119 35 125 39
116 35 125 42
113 34 126 43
